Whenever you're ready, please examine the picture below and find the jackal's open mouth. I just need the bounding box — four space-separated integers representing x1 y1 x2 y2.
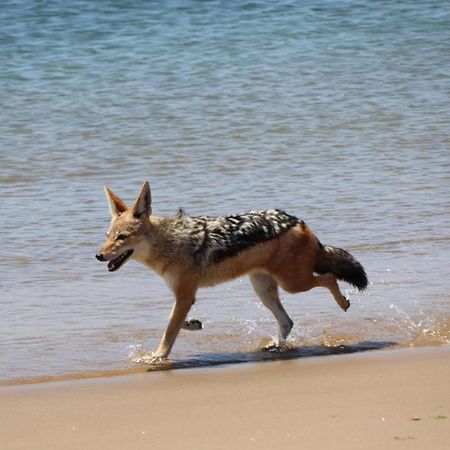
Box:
108 250 133 272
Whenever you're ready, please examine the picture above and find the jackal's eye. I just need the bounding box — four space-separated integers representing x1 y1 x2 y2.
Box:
116 233 128 241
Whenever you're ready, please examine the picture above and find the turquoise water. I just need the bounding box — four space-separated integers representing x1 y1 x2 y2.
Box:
1 0 449 382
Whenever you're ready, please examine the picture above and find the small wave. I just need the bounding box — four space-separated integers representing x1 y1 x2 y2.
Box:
351 236 450 252
128 309 450 372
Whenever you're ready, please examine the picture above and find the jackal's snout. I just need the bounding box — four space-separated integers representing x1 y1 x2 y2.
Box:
95 253 106 261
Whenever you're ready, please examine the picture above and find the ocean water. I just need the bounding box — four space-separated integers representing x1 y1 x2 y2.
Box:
1 0 449 382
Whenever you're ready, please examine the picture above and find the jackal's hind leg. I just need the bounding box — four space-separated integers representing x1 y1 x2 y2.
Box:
312 273 350 312
249 272 294 348
182 319 203 331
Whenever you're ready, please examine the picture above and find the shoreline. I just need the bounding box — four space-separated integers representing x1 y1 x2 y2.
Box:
1 345 449 450
0 341 446 388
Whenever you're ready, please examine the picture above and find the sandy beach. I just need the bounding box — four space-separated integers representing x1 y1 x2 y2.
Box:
1 345 448 450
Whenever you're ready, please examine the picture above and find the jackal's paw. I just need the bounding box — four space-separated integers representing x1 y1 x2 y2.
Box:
133 353 168 364
262 339 283 352
183 319 203 331
342 297 350 312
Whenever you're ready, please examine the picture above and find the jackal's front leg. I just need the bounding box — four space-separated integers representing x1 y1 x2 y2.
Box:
153 297 195 360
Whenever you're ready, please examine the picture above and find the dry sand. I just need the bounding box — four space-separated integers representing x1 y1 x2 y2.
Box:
1 345 449 450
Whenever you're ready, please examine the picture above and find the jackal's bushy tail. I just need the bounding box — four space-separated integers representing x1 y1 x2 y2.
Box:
315 244 368 291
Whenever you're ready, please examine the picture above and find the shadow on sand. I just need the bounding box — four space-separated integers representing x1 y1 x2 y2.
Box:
145 341 397 372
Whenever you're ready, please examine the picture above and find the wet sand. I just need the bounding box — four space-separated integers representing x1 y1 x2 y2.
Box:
1 345 449 450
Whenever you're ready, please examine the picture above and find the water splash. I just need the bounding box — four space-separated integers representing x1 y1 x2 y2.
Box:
373 307 450 347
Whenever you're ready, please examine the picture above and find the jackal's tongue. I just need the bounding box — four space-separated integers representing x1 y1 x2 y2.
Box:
108 250 133 272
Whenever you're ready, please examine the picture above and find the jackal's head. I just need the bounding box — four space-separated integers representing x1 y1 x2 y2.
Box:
95 182 152 272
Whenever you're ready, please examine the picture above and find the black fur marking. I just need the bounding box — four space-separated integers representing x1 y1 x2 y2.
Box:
167 209 302 269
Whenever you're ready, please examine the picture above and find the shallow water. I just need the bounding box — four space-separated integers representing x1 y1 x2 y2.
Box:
1 0 449 382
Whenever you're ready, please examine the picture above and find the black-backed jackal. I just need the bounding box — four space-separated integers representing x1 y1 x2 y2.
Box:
96 182 368 361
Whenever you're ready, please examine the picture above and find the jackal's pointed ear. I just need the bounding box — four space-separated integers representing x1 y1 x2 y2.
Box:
104 186 129 217
132 181 152 217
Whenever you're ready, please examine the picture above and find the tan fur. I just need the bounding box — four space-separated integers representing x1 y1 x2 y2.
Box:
96 183 354 360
